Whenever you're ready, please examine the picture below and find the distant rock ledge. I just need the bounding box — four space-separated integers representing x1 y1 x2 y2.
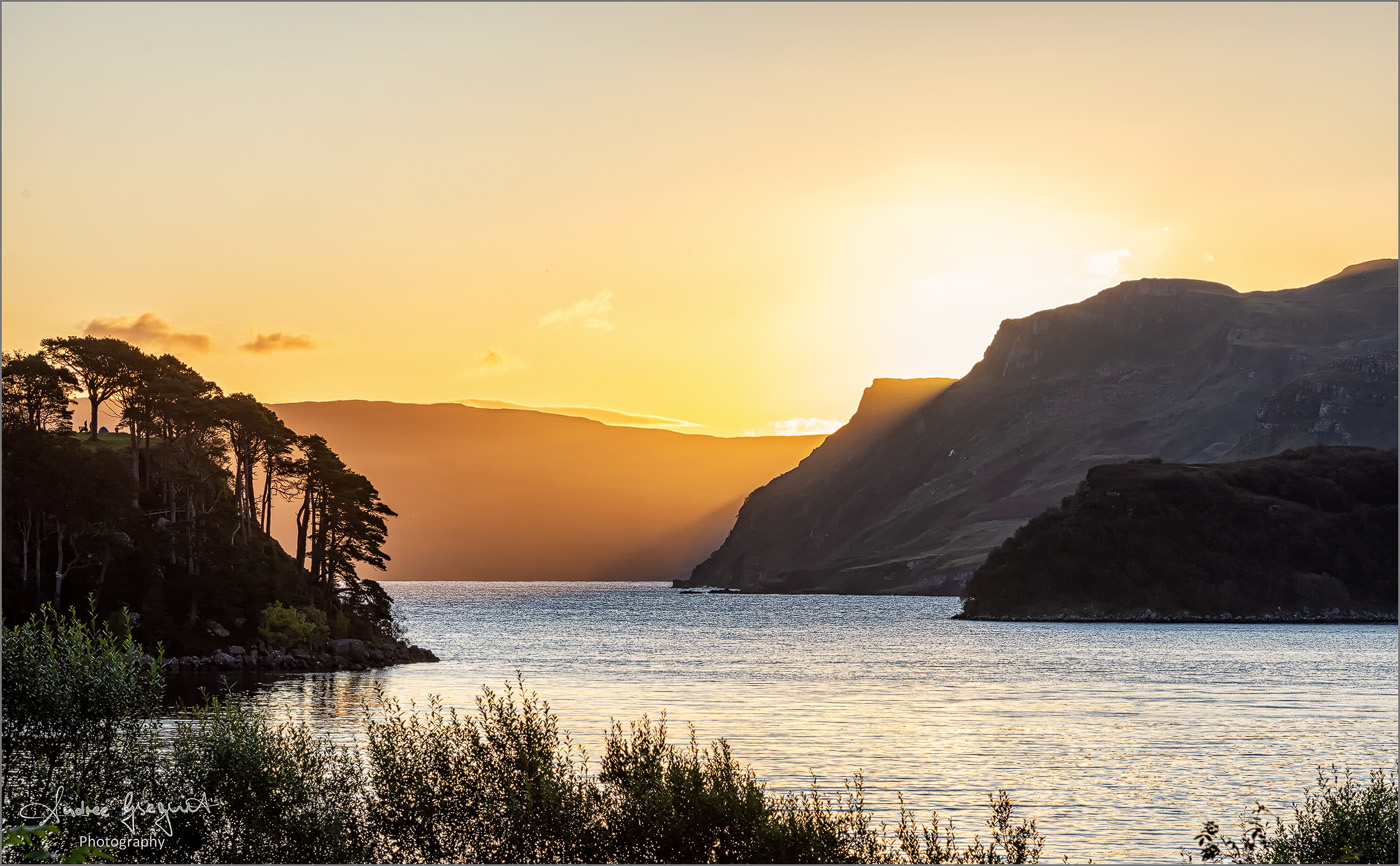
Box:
159 637 440 674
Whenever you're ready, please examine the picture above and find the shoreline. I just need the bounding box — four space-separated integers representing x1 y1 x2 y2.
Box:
157 637 440 675
951 612 1398 624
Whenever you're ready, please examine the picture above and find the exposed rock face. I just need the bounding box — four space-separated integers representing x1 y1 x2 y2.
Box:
1227 352 1398 458
680 260 1398 594
956 446 1397 621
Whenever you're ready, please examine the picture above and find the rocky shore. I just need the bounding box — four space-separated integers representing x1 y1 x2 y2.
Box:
952 609 1397 624
159 637 440 674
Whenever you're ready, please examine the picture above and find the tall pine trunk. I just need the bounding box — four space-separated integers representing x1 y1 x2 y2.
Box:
53 523 66 608
185 491 199 630
261 461 274 534
295 484 311 574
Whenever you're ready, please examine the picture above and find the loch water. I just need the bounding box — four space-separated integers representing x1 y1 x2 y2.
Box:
229 581 1397 863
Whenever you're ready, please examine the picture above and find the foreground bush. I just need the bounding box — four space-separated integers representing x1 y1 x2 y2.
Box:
162 698 370 864
1191 765 1399 864
1 603 163 852
2 606 368 863
364 684 599 863
363 681 1045 864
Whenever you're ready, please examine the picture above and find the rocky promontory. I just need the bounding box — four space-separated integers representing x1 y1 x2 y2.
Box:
160 636 439 674
956 446 1397 622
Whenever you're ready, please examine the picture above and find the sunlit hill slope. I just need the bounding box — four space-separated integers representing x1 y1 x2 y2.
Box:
265 402 825 582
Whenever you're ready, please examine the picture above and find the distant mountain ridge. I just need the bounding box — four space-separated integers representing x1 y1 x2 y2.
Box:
266 401 824 582
679 259 1398 594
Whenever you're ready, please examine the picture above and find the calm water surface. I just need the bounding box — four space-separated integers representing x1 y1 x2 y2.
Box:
238 581 1396 863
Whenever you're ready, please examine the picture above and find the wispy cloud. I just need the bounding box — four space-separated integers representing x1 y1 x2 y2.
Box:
83 313 211 353
538 291 615 331
1083 248 1132 279
1076 248 1133 292
467 349 526 378
744 417 842 437
457 399 701 429
240 332 317 354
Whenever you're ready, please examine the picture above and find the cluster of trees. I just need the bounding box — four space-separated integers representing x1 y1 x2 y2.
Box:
1 336 398 650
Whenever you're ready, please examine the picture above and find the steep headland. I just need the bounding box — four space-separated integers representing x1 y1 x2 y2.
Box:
680 260 1398 594
956 446 1397 622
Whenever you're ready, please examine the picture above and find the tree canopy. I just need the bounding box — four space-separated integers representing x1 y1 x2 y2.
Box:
1 351 79 433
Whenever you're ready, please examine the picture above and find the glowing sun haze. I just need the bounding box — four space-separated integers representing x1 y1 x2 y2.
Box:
3 2 1395 436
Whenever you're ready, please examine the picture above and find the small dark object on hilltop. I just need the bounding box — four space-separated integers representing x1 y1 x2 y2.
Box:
957 446 1397 622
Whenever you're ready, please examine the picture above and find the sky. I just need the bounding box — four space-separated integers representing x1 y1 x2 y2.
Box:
3 2 1396 437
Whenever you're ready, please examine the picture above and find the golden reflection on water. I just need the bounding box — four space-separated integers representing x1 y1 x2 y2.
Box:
221 582 1396 863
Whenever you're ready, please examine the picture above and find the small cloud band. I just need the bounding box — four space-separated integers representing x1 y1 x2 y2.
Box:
241 332 317 354
83 313 211 354
539 291 615 331
744 417 843 437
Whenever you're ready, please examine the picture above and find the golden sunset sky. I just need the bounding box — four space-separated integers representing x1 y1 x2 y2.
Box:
3 2 1396 436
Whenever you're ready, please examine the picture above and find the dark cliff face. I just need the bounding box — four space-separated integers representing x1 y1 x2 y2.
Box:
958 446 1398 621
681 260 1398 594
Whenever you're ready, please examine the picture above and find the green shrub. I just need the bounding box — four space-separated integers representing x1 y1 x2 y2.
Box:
597 714 778 862
362 676 1045 864
161 698 369 864
889 790 1046 864
330 608 352 640
256 601 328 650
757 775 886 863
364 679 601 863
3 604 363 864
1 603 163 834
1192 765 1399 864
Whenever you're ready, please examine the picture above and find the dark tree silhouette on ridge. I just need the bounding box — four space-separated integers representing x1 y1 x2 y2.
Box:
1 351 79 433
40 336 145 442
